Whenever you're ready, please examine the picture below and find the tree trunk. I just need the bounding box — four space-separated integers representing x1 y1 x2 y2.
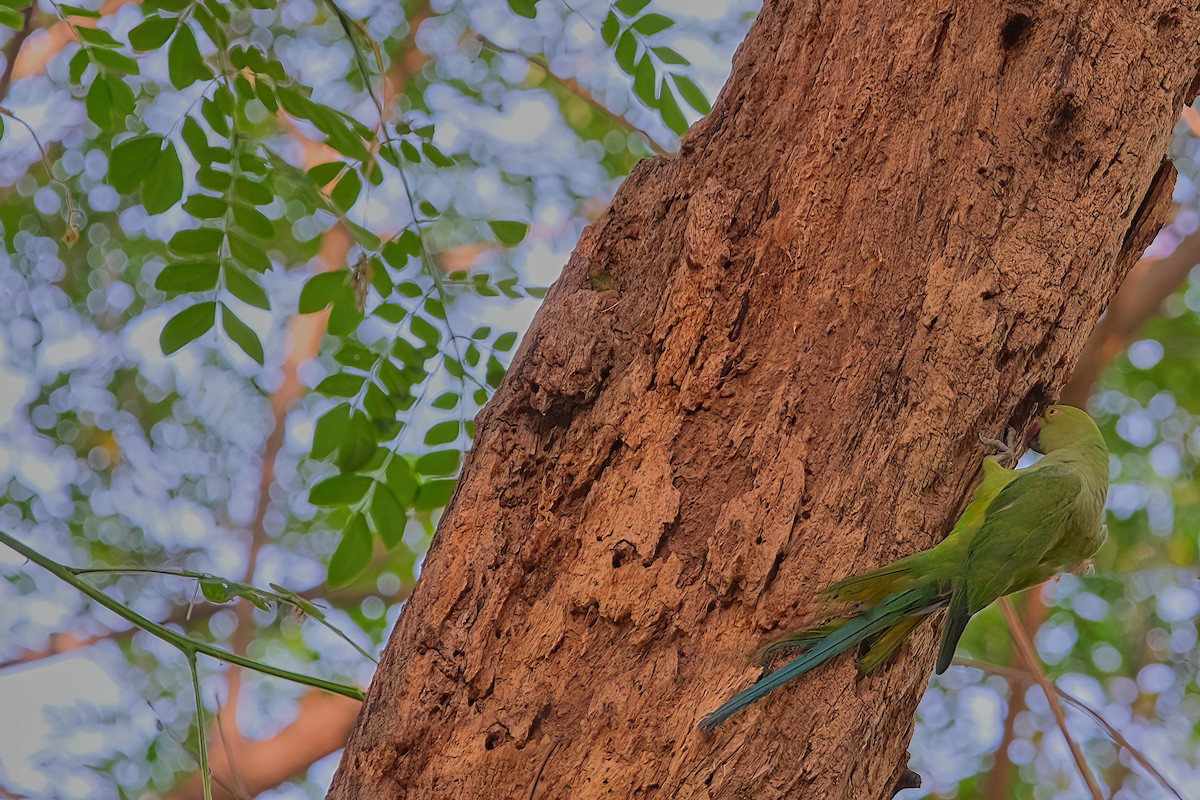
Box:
329 1 1200 797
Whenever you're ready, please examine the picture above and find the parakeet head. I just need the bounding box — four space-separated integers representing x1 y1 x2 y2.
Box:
1024 404 1101 453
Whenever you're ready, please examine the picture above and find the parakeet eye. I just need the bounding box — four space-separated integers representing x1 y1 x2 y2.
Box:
1047 408 1060 417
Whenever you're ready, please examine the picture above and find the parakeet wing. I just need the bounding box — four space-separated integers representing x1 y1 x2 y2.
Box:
962 465 1082 611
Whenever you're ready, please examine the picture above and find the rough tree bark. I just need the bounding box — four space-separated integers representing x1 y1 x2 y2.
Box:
329 1 1200 798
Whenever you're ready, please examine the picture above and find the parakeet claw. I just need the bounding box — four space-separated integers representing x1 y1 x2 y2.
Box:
1070 558 1096 577
978 426 1020 466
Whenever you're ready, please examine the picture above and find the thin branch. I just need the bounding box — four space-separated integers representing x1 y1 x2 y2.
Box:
474 32 670 157
0 2 35 100
0 530 364 701
999 596 1105 800
981 591 1048 800
958 658 1184 800
1063 222 1200 405
9 0 138 83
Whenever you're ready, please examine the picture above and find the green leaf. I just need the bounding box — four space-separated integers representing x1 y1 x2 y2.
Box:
160 301 216 355
68 48 89 83
129 15 178 50
87 73 135 129
421 142 452 167
155 262 219 293
299 271 346 313
345 221 380 250
234 74 255 100
192 1 226 48
233 203 274 239
224 268 270 310
182 193 227 219
109 134 164 193
671 74 711 114
91 47 140 75
432 391 460 410
168 23 211 89
507 0 537 18
600 11 620 45
315 372 366 397
311 107 370 161
488 220 529 247
142 141 183 214
368 485 406 550
632 12 674 35
385 458 418 505
658 86 687 135
310 474 372 507
201 96 229 136
330 169 361 211
328 290 364 337
312 403 351 460
360 383 398 429
76 26 122 48
493 331 518 351
416 449 460 476
614 31 637 74
414 479 456 510
327 513 372 588
0 6 22 28
219 302 264 364
169 227 224 255
410 315 440 347
615 0 652 14
370 255 392 299
59 4 102 18
424 420 460 446
374 304 405 325
228 232 271 272
197 167 231 192
336 410 377 473
652 45 689 65
255 79 278 113
307 161 345 187
200 578 236 603
633 54 657 107
234 177 273 206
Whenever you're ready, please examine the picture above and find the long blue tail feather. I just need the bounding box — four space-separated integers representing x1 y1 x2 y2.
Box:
699 589 926 733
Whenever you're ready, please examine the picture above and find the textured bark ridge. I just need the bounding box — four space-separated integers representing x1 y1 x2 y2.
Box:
329 2 1200 798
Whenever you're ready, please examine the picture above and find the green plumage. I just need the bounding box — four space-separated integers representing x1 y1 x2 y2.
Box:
699 405 1109 732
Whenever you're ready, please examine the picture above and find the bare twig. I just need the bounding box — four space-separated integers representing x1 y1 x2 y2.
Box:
0 3 35 100
959 658 1184 800
1064 223 1200 405
999 597 1105 800
981 591 1048 800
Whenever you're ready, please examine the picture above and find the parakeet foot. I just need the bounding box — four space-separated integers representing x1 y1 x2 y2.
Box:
978 426 1020 467
1070 558 1096 577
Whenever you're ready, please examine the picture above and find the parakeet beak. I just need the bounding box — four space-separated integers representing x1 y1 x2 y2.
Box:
1024 420 1042 454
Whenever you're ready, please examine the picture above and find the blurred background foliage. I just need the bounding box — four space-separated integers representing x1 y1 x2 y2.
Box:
0 1 1198 798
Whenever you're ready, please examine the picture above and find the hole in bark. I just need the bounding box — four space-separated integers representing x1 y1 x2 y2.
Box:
484 724 511 750
706 600 717 613
1000 12 1032 48
612 540 636 568
1013 382 1048 428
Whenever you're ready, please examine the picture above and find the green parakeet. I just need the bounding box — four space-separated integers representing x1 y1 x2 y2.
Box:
699 405 1109 733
